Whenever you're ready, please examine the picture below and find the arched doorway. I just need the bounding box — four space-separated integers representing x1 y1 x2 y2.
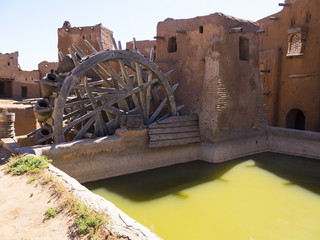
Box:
286 109 305 130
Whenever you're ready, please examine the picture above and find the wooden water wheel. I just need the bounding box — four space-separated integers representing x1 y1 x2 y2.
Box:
53 42 177 144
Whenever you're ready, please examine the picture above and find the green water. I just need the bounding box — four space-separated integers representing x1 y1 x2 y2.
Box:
84 153 320 240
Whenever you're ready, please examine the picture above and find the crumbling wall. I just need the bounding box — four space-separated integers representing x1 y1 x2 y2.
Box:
38 61 59 79
58 21 113 57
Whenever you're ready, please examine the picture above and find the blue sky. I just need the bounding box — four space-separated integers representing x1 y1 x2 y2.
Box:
0 0 280 70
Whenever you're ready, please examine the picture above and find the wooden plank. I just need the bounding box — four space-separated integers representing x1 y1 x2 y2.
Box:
156 115 198 124
148 126 199 135
150 131 200 141
149 137 201 148
149 120 198 129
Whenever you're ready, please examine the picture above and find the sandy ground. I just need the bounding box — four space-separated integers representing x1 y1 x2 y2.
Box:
0 147 79 240
0 99 34 109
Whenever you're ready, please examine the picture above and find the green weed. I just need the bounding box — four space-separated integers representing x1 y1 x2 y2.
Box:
71 202 106 236
7 155 51 175
45 208 57 220
27 176 36 183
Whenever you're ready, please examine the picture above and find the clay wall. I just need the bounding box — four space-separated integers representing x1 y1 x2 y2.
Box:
58 21 113 57
12 70 40 99
156 13 265 142
0 52 40 99
0 52 19 79
258 0 320 131
126 40 156 59
38 61 59 79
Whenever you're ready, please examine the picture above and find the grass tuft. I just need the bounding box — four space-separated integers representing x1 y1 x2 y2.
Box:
45 207 57 220
6 155 51 175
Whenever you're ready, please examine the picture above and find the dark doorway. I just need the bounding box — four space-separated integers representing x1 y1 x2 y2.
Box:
21 87 27 98
0 80 12 98
286 108 305 130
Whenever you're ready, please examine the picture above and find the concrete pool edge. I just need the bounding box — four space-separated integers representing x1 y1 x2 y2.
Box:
48 164 162 240
2 125 320 239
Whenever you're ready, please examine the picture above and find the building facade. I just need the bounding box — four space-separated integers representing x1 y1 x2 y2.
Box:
155 13 266 142
58 21 113 57
0 52 41 99
258 0 320 131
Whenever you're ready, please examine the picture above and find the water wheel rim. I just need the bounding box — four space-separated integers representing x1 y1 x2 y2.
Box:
54 50 176 144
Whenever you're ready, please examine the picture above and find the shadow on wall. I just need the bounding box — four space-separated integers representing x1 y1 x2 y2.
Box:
84 152 320 201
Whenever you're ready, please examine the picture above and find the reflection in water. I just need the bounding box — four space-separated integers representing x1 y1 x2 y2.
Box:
85 152 320 240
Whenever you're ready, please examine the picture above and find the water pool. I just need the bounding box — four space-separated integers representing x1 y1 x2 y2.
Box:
85 153 320 240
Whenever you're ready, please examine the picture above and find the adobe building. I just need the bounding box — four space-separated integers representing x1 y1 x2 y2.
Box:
126 40 156 60
258 0 320 131
155 13 267 142
58 21 113 57
38 61 59 79
0 51 40 99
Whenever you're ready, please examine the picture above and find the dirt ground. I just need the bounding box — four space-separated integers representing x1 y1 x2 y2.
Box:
0 147 81 240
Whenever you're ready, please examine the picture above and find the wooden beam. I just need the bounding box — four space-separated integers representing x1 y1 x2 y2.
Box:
149 137 201 148
150 131 200 141
148 126 199 134
149 120 198 129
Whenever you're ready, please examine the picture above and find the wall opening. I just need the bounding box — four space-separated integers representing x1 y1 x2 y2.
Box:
286 108 305 130
306 11 311 23
168 37 177 53
199 26 203 34
21 87 27 98
239 37 249 61
291 17 296 27
0 82 5 95
0 80 12 98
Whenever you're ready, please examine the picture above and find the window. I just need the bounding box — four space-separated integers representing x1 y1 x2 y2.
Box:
21 87 27 98
7 62 10 66
168 37 177 53
286 27 308 57
288 34 301 55
239 37 249 61
199 26 203 34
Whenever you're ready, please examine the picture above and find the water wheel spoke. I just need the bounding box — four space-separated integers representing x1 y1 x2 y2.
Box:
103 61 128 89
145 71 153 121
104 78 158 107
63 105 103 134
63 104 93 121
119 59 133 88
135 62 146 121
81 76 99 109
73 43 113 88
94 112 108 137
74 114 97 141
147 83 179 124
97 37 104 51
